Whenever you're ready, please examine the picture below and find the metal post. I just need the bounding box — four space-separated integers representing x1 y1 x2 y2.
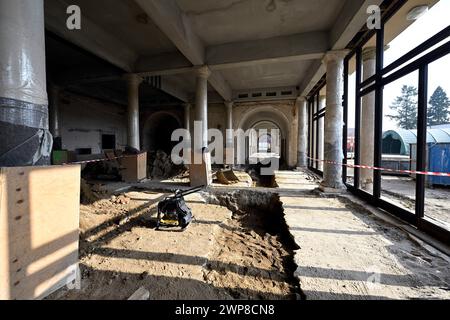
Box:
416 65 428 221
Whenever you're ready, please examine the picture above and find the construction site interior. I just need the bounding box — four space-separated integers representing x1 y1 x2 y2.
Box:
0 0 449 301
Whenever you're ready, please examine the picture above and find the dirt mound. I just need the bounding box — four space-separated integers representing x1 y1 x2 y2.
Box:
150 150 184 179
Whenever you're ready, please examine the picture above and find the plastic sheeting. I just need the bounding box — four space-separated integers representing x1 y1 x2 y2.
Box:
0 0 48 106
0 0 51 167
0 97 52 167
0 97 49 129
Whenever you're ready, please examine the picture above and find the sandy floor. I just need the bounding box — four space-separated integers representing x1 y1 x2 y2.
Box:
276 171 450 300
48 170 450 300
50 188 298 300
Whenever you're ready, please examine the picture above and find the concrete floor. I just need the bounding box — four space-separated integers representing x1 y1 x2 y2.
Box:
275 170 450 300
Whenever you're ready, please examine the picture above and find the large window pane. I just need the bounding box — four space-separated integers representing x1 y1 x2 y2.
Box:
359 91 375 195
346 55 357 186
424 54 450 230
318 86 326 172
381 71 419 213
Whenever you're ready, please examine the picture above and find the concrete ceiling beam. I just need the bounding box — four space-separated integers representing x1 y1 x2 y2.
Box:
299 0 383 97
330 0 383 50
44 0 137 72
160 76 190 103
208 70 232 101
135 52 193 75
134 0 204 65
207 32 328 71
298 60 325 98
134 0 232 101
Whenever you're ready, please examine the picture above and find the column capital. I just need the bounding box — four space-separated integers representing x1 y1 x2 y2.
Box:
322 50 350 64
124 73 142 85
195 66 211 79
362 46 377 61
296 96 307 103
224 100 234 109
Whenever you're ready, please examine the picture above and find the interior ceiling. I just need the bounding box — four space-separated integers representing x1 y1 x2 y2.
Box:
176 0 346 46
220 60 313 90
44 0 363 99
46 34 178 106
69 0 177 56
45 33 123 81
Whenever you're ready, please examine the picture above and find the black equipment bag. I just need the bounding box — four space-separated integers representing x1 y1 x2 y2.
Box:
157 194 193 229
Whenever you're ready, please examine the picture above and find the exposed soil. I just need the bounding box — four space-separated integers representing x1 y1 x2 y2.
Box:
204 205 301 300
49 187 300 300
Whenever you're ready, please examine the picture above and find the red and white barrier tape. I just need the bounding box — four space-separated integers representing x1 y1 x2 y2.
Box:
307 157 450 177
63 154 137 166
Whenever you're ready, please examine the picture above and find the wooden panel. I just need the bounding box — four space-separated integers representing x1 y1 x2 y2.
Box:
0 165 81 300
120 152 147 183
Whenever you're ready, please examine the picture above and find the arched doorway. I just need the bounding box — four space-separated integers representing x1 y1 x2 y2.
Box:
142 112 182 155
237 106 289 166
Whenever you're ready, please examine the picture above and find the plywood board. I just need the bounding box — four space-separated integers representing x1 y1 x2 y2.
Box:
0 165 81 300
120 152 147 183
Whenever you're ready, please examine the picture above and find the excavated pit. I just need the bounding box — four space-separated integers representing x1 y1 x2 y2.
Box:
49 186 302 300
203 190 303 300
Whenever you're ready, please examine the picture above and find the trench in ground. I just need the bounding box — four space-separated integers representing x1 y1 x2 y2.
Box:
204 189 303 300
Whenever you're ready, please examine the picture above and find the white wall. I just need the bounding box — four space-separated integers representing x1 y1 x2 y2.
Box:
59 91 127 154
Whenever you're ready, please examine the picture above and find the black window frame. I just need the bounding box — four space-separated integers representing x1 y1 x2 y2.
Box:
341 6 450 243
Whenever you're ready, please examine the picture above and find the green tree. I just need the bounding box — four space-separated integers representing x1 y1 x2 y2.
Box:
428 86 450 126
388 85 418 130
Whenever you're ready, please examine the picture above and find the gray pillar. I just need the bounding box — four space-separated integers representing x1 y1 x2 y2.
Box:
360 47 376 188
190 66 212 187
125 74 142 150
297 97 308 167
225 101 234 165
0 0 51 166
48 85 62 150
321 50 349 190
194 66 210 150
183 103 192 163
183 103 191 133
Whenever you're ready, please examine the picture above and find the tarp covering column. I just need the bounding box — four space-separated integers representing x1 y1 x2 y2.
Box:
0 0 52 166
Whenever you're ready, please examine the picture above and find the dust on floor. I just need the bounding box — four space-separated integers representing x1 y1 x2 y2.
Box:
49 188 298 300
276 171 450 300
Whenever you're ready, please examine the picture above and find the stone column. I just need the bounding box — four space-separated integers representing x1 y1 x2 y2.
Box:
320 50 349 190
184 103 191 134
194 67 210 150
360 47 376 189
49 85 62 150
225 101 234 166
318 95 326 171
190 66 212 186
183 103 192 163
296 97 308 167
0 0 51 166
125 74 142 150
